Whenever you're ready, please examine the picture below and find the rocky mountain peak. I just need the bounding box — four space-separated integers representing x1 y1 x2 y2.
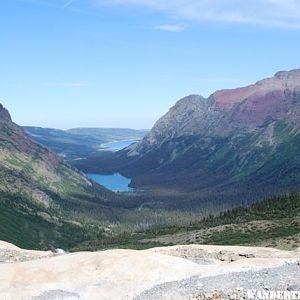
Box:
274 68 300 80
255 68 300 91
0 104 12 122
129 95 207 152
211 69 300 111
173 94 205 108
126 68 300 159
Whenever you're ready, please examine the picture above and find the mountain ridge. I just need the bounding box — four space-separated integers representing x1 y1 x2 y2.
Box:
130 68 300 155
92 69 300 204
0 103 123 249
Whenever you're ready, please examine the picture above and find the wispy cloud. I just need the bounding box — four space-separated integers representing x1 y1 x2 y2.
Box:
154 24 185 32
93 0 300 29
18 0 75 9
63 0 73 8
45 82 88 87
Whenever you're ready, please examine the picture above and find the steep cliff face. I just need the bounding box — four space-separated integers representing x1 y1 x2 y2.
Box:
101 69 300 198
0 104 12 122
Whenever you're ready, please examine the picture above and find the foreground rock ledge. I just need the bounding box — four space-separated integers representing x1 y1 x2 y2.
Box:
0 241 299 300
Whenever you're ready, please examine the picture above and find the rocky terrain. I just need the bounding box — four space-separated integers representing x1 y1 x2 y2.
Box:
0 241 299 300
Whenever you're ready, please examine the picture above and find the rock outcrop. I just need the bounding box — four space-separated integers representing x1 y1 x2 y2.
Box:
0 241 299 300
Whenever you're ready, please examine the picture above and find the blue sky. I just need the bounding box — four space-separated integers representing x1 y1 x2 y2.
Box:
1 0 300 129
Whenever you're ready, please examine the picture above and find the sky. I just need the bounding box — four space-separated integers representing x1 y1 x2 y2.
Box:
1 0 300 129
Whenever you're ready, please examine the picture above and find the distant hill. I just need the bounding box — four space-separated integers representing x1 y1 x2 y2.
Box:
24 126 148 161
95 69 300 205
67 127 148 140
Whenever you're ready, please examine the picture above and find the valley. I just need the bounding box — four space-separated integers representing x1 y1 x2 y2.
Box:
84 69 300 210
0 104 164 250
1 69 300 298
25 127 143 192
72 192 300 252
3 1 300 298
24 126 147 162
0 70 300 250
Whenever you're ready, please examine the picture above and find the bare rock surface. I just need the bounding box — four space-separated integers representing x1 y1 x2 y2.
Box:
0 241 55 263
0 241 299 300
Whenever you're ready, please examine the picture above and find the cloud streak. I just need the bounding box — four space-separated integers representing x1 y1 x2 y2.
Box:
63 0 73 8
154 24 185 32
93 0 300 29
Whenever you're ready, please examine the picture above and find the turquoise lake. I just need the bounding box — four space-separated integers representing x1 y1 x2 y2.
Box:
86 173 132 192
100 140 136 152
86 140 136 192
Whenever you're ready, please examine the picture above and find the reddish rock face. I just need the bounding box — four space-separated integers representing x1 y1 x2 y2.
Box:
204 69 300 133
212 69 300 115
231 90 293 128
128 68 300 156
211 85 257 110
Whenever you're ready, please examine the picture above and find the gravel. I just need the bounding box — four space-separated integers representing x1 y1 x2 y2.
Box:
0 248 55 263
32 290 80 300
135 263 300 300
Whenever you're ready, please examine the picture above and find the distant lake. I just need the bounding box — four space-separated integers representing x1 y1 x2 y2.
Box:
99 140 136 152
87 140 137 192
86 173 132 192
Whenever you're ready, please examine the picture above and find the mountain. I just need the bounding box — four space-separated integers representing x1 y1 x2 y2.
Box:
0 104 125 250
96 69 300 203
24 126 148 161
